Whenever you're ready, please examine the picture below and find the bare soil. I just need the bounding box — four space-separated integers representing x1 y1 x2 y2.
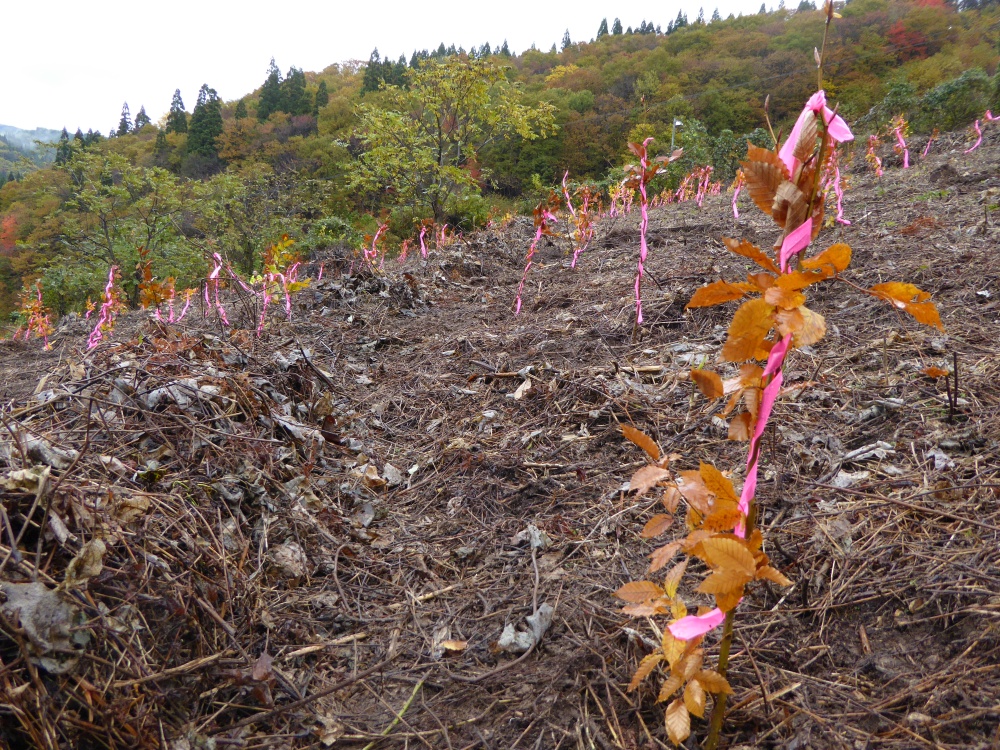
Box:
1 124 999 750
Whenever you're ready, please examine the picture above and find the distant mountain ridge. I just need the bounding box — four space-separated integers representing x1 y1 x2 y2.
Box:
0 124 62 152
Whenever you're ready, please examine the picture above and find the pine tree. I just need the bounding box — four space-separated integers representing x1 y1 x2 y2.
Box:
55 128 72 165
166 89 188 133
313 81 328 116
561 29 572 50
500 40 511 56
258 58 283 119
154 129 168 156
117 102 132 136
134 106 151 130
234 98 248 119
639 20 648 33
597 18 609 37
73 128 84 144
187 84 223 158
711 8 721 21
612 18 623 34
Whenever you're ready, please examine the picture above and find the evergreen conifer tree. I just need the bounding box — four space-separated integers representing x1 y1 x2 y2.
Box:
134 106 151 129
74 128 84 144
711 8 721 21
187 84 223 158
500 40 511 56
759 2 767 11
597 18 609 37
234 98 248 119
117 102 132 136
561 29 572 49
612 18 623 34
281 66 311 115
166 90 188 133
55 128 72 165
154 129 168 157
258 58 283 119
696 7 705 23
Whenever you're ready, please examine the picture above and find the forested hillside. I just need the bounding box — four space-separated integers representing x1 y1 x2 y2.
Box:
0 0 997 321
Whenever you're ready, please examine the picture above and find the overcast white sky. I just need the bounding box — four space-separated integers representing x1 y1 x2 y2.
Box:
4 0 767 133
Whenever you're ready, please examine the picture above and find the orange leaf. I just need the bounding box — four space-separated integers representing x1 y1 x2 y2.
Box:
663 559 688 598
741 145 789 216
775 305 826 347
756 565 793 586
628 652 664 691
622 601 670 617
440 640 468 651
690 369 724 398
702 508 744 533
728 411 753 441
662 485 681 513
622 424 660 461
629 465 672 496
802 243 851 274
665 698 692 745
763 286 806 310
661 628 686 665
715 588 744 612
657 674 684 703
700 537 756 576
723 237 780 274
775 268 832 291
773 180 808 230
699 463 739 505
684 677 707 718
615 580 664 603
869 282 944 330
697 568 752 594
676 471 712 515
921 366 949 379
686 280 753 309
696 669 734 694
722 298 775 363
641 514 675 539
649 541 682 573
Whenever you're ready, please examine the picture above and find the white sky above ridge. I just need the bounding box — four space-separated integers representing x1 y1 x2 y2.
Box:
4 0 770 133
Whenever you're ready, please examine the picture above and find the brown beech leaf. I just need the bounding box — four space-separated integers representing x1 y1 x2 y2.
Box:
742 144 788 215
728 411 754 441
662 485 681 513
775 305 826 347
663 559 688 598
641 514 675 539
792 110 818 165
649 541 683 573
764 286 806 310
715 588 744 612
772 180 807 230
628 652 664 691
686 280 754 309
676 648 704 680
696 669 734 694
629 465 672 496
657 673 684 703
723 237 781 274
622 601 668 616
615 580 664 603
665 698 692 745
774 268 831 291
700 537 757 576
722 298 775 363
702 508 744 532
921 366 949 378
661 628 686 665
756 565 794 586
697 568 752 594
622 424 660 461
690 369 724 398
802 243 851 274
684 677 708 719
676 471 712 515
699 462 740 505
869 282 944 330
